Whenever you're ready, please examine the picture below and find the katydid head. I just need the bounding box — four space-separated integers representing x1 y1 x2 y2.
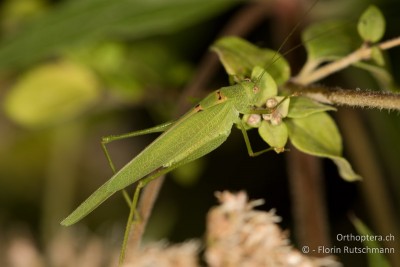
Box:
246 66 278 107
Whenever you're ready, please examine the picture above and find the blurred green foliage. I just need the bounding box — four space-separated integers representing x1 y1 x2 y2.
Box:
351 215 391 267
0 0 239 69
4 60 99 128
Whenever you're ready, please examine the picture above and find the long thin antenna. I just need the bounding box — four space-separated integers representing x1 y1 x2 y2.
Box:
270 0 319 66
270 20 353 69
255 0 319 85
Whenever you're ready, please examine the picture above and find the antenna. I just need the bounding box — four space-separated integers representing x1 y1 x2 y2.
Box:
255 0 319 86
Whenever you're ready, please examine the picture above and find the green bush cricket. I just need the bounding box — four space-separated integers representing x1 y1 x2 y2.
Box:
61 67 281 227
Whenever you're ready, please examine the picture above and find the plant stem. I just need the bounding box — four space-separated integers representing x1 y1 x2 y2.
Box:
293 36 400 85
286 147 331 255
126 176 165 251
337 109 400 267
285 83 400 111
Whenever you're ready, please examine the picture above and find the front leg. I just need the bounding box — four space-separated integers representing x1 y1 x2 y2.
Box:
237 118 274 157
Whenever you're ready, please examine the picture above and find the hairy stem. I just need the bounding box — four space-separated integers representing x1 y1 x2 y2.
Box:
285 83 400 111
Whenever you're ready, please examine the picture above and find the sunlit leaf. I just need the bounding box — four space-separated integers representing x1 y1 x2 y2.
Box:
357 5 385 43
258 121 288 152
286 112 361 181
3 60 99 128
212 36 290 85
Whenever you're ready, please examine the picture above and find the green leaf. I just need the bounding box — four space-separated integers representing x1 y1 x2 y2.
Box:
258 121 288 152
0 0 240 69
287 96 336 118
212 36 290 85
370 46 385 66
330 157 361 182
350 215 391 267
250 66 277 106
3 60 99 128
357 5 386 43
302 20 362 65
274 96 290 119
286 112 361 181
